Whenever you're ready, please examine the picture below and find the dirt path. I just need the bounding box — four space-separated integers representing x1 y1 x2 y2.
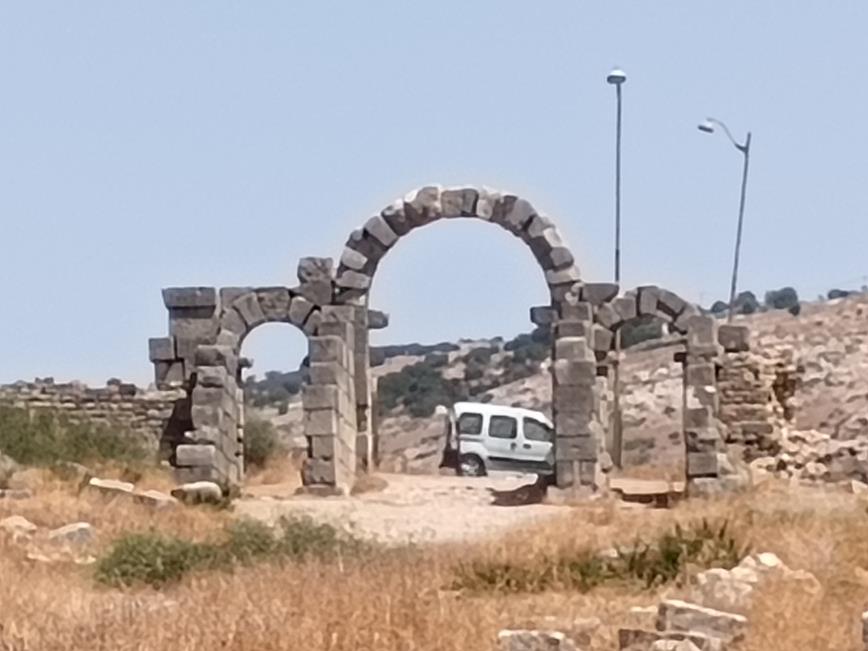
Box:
233 472 570 545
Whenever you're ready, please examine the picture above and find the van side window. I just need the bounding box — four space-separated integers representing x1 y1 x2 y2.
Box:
489 415 518 439
457 412 483 435
523 418 553 442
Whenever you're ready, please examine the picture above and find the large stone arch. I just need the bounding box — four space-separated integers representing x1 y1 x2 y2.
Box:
333 185 607 491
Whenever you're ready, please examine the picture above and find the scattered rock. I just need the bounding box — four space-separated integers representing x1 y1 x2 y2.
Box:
48 522 95 546
692 552 820 612
657 599 747 644
0 451 20 488
132 489 178 509
0 488 33 499
650 640 702 651
0 515 38 536
87 477 135 497
498 629 579 651
170 481 223 505
618 628 723 651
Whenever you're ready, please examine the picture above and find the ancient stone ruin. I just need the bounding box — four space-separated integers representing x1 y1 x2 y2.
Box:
145 185 764 495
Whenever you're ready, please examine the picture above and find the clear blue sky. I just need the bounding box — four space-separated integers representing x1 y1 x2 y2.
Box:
2 2 867 385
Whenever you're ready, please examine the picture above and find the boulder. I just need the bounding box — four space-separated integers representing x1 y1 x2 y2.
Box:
657 600 747 643
0 515 38 536
48 522 95 546
170 481 223 505
498 629 579 651
87 477 135 497
132 489 179 509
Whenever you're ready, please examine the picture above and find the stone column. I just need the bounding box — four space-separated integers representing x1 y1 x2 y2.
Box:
683 315 725 493
551 294 604 491
301 306 358 494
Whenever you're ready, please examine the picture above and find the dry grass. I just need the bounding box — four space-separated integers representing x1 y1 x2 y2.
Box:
3 477 868 650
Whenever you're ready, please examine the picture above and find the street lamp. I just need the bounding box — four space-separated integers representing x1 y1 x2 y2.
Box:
607 68 626 283
607 68 626 470
698 117 752 323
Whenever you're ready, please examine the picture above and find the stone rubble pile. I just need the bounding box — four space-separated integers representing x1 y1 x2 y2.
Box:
499 552 821 650
749 427 868 485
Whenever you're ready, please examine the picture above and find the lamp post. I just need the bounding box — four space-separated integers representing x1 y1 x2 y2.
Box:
607 68 626 469
698 118 752 323
607 68 626 283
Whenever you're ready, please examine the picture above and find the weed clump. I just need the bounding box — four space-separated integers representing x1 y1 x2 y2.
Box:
96 516 367 588
452 519 747 593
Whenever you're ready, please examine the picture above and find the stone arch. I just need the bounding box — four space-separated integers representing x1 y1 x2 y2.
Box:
333 185 609 491
333 185 581 307
589 285 700 347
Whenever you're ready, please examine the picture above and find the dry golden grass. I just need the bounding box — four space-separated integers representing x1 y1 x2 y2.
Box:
3 476 868 650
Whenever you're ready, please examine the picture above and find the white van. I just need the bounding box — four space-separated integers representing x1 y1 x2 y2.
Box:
440 401 555 476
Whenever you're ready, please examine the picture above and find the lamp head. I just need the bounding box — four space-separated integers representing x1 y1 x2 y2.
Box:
606 68 626 85
698 119 715 134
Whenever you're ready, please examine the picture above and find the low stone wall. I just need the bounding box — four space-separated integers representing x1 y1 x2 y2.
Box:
0 378 187 455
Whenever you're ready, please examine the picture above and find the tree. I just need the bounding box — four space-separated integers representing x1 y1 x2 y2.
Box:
764 287 800 311
733 291 760 315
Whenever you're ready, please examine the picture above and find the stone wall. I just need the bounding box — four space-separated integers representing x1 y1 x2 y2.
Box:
0 378 187 454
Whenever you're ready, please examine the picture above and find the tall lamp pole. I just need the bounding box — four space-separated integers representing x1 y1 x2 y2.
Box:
607 68 626 469
698 118 752 323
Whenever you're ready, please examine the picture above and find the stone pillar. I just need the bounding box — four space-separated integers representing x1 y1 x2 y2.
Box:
176 344 239 486
301 306 358 494
683 315 725 493
551 293 604 491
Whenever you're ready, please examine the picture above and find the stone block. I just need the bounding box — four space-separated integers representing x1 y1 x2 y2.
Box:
175 335 212 360
317 316 353 341
309 336 344 364
220 308 247 338
554 337 592 362
613 295 638 322
595 302 619 329
441 187 479 217
686 362 716 387
657 288 688 318
367 309 389 329
673 305 700 334
195 344 235 370
303 309 323 336
687 452 719 477
168 312 219 339
718 324 751 352
219 287 253 307
687 315 717 349
190 404 223 428
255 287 292 321
530 305 555 326
685 429 720 454
174 465 220 484
296 280 332 306
176 444 217 467
336 270 372 290
553 358 597 386
304 407 340 437
155 361 185 387
309 362 348 389
340 246 368 271
525 213 553 238
233 292 265 328
561 301 593 322
288 295 314 326
656 599 747 643
297 257 333 284
684 407 711 430
309 435 335 459
197 366 228 388
302 458 337 485
498 629 578 651
618 629 724 651
582 282 619 306
638 286 660 316
554 409 595 437
364 214 400 248
148 337 175 362
554 320 589 338
545 266 581 288
404 185 442 227
303 385 340 411
162 287 217 309
381 199 412 236
592 324 614 352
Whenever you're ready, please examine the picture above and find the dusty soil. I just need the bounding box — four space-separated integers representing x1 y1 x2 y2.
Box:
235 472 571 545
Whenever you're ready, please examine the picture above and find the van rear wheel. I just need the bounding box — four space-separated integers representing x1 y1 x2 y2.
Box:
459 454 486 477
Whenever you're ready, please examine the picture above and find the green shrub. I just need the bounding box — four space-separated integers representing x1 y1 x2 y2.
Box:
95 532 219 588
0 406 146 467
452 519 747 593
765 286 800 311
620 315 664 349
96 517 367 588
243 417 284 469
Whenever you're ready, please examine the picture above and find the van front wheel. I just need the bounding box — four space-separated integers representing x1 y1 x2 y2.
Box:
459 454 486 477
